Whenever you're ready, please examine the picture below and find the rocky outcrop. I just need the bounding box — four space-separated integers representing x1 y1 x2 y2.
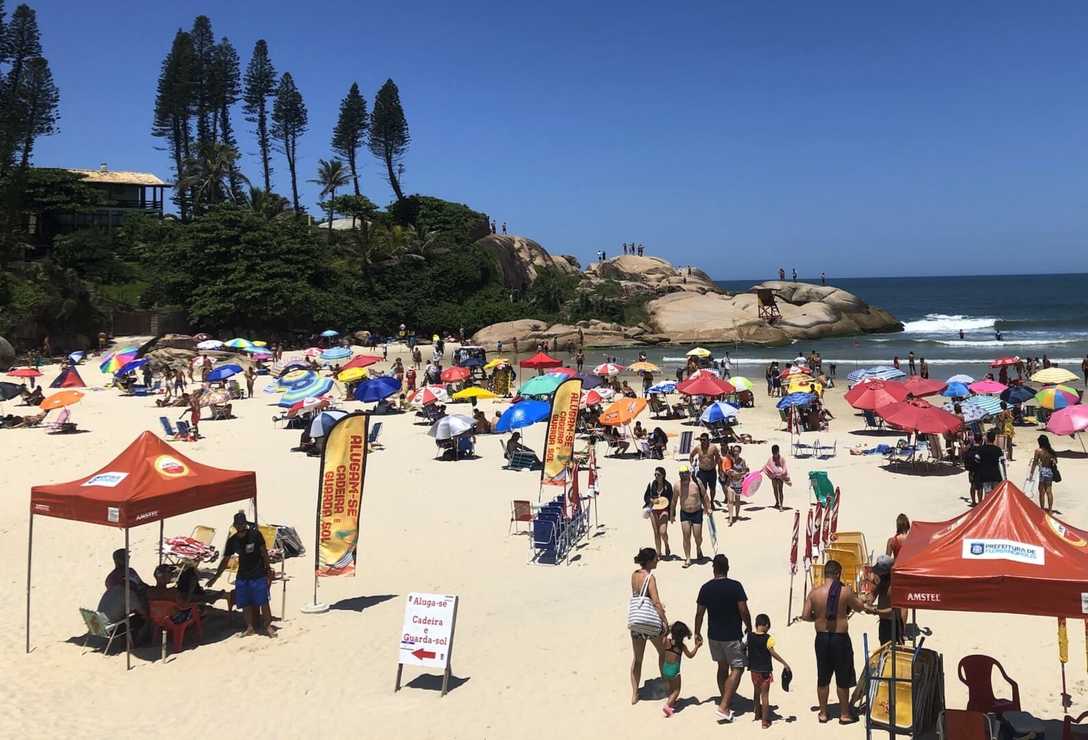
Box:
0 336 14 371
475 235 579 290
644 282 902 345
471 318 667 350
584 255 719 296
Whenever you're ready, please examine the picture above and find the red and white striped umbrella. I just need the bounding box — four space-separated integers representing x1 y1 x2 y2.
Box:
803 507 814 571
583 387 614 406
812 501 824 556
593 362 624 377
789 510 800 576
829 489 841 541
821 498 833 550
410 385 450 406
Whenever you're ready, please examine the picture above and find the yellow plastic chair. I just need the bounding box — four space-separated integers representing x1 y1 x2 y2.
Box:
191 525 215 546
870 647 915 731
829 531 868 557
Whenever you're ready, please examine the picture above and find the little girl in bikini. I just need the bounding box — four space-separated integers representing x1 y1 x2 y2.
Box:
662 621 700 717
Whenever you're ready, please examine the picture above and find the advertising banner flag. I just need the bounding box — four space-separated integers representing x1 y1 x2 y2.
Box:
315 412 369 577
541 378 582 485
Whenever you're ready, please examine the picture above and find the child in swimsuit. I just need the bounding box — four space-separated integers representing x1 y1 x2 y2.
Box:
662 621 700 717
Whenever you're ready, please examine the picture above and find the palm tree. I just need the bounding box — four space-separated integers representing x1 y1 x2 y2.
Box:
178 143 248 215
310 158 351 240
245 186 292 220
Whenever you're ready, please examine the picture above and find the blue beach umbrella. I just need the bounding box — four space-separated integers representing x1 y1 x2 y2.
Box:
309 409 348 438
518 374 564 397
224 338 252 349
207 363 242 382
648 381 678 394
353 375 401 402
776 392 816 410
67 351 84 364
321 346 352 361
946 374 974 385
944 395 1002 422
279 377 335 406
1001 385 1035 405
495 400 552 432
700 401 740 424
320 329 340 338
848 366 906 385
277 369 318 390
114 358 148 376
941 382 970 398
575 373 604 389
277 362 310 376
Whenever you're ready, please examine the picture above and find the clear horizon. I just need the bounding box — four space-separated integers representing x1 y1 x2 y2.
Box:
25 0 1088 277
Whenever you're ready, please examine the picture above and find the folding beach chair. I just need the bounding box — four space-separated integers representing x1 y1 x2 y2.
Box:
816 438 837 458
673 430 693 461
1064 711 1088 740
506 450 541 471
367 421 384 449
792 436 816 458
863 410 884 430
160 416 179 438
808 470 836 505
79 608 129 655
46 408 75 434
176 420 193 440
509 500 533 534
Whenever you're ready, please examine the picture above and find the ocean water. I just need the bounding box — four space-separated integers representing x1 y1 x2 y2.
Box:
587 274 1088 383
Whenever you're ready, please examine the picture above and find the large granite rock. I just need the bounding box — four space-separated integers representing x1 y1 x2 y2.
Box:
0 336 14 371
475 235 579 290
584 255 719 295
471 318 667 350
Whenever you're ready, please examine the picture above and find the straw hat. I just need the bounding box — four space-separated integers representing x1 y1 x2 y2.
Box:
651 497 670 512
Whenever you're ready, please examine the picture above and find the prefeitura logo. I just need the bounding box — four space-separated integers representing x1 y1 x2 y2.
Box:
961 538 1044 565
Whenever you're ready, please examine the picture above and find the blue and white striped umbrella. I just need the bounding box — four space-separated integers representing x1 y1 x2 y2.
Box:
276 369 318 390
648 381 678 394
944 395 1002 423
320 346 351 361
847 366 906 385
700 401 739 424
279 377 334 406
946 374 974 385
309 409 348 438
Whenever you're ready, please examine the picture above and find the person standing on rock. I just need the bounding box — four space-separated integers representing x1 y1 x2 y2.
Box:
791 268 797 281
778 267 785 281
501 222 507 234
821 272 827 285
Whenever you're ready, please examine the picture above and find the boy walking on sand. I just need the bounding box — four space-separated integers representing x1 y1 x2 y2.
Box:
748 614 792 729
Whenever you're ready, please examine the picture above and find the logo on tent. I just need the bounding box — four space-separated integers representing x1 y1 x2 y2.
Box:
969 543 984 556
1047 517 1088 548
961 538 1044 566
82 472 128 488
152 455 191 479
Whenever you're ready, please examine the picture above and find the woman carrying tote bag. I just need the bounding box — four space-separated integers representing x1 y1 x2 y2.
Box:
629 547 667 704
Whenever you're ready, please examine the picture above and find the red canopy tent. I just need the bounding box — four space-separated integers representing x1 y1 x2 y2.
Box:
520 352 562 369
26 431 257 667
893 481 1088 617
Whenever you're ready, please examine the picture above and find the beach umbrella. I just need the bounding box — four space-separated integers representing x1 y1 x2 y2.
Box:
844 380 909 411
0 382 21 401
304 347 323 358
548 367 577 378
337 367 368 383
968 380 1007 395
224 338 251 349
628 361 660 373
429 414 475 440
199 388 232 407
114 358 148 377
700 401 739 424
495 400 551 432
593 362 624 377
520 352 562 369
410 386 451 406
277 362 310 376
787 377 823 395
599 397 647 426
1035 385 1079 411
441 366 471 383
320 329 340 338
728 376 753 393
452 386 497 400
40 390 83 410
98 347 137 374
67 351 85 364
584 387 615 406
990 356 1019 368
781 366 811 379
686 347 712 358
518 374 564 397
1046 405 1088 436
648 381 678 394
251 340 268 347
678 374 733 396
776 392 816 410
286 397 329 417
575 373 604 389
877 399 963 434
196 339 223 350
320 346 352 361
1031 367 1078 385
941 382 970 398
946 374 974 385
309 409 348 438
8 367 43 378
278 369 318 390
944 395 1002 422
280 377 334 406
206 363 242 382
1000 385 1036 405
342 354 381 370
354 376 401 402
847 366 905 385
689 368 722 378
483 357 511 370
897 376 947 397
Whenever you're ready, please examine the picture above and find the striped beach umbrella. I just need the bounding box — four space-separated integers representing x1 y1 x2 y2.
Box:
224 338 252 349
944 395 1002 423
648 381 677 394
279 377 334 406
700 401 740 424
1035 385 1079 411
277 369 318 390
320 346 352 361
728 376 754 393
593 362 624 377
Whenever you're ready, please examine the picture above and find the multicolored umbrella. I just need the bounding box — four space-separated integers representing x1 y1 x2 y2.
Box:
277 369 318 390
648 381 677 394
990 356 1020 368
224 338 252 349
40 390 83 410
304 347 323 358
309 409 348 438
944 395 1002 423
1035 385 1079 411
495 400 551 432
686 347 712 358
776 392 816 409
279 377 334 406
593 362 624 377
1031 367 1078 385
548 367 577 378
583 387 615 406
410 386 451 406
320 346 352 361
946 374 974 385
847 366 906 385
99 348 138 374
700 401 739 424
114 358 148 377
728 376 753 392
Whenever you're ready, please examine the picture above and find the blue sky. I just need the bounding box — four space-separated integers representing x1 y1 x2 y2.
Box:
27 1 1088 279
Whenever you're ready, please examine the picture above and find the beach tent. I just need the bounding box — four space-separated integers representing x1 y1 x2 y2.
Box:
49 365 86 388
892 481 1088 618
27 431 257 668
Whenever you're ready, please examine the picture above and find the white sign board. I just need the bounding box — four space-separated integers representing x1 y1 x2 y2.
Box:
399 593 457 670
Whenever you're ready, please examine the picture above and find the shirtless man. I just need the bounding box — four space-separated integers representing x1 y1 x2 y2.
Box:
689 434 722 504
799 559 876 724
676 465 713 568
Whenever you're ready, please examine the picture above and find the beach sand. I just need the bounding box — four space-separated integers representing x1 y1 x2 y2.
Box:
2 345 1085 739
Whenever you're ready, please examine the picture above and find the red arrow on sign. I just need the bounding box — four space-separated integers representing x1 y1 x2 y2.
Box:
412 648 436 660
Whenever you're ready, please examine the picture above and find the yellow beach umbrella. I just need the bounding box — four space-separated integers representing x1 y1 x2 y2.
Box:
337 367 368 383
483 357 511 370
686 347 712 358
452 386 498 400
729 376 754 392
788 377 823 395
628 361 660 373
1031 367 1078 385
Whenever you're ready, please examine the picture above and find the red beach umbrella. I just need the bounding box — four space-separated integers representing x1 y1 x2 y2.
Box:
342 354 381 370
7 367 42 378
549 367 577 378
844 380 909 411
990 356 1020 368
898 376 948 397
440 366 470 382
877 399 964 435
520 352 562 369
678 374 734 396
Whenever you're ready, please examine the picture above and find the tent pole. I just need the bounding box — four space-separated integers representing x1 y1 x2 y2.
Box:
25 511 33 654
252 495 259 526
124 528 131 671
158 520 164 565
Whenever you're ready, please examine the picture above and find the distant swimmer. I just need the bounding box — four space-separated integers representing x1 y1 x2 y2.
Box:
994 330 1003 341
959 329 965 340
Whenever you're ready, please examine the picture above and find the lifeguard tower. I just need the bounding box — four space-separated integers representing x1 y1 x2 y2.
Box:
757 288 781 322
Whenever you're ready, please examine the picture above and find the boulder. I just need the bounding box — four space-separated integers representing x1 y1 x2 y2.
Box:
584 255 720 296
471 318 666 350
475 235 578 290
0 336 13 371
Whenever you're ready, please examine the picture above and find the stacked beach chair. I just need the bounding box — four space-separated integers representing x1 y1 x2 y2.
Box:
530 494 589 565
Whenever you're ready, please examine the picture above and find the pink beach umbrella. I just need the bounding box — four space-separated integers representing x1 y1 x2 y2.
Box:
1046 404 1088 437
740 469 762 498
968 379 1007 395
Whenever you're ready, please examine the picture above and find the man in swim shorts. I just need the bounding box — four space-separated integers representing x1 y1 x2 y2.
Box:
800 559 876 724
689 434 722 503
676 464 713 568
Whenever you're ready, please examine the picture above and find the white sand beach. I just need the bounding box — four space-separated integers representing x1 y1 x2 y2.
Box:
2 345 1086 739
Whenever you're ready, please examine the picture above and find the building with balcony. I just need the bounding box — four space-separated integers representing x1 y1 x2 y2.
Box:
57 165 170 228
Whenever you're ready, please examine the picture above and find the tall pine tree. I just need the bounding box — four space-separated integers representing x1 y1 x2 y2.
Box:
14 56 57 170
0 3 42 176
271 72 307 212
243 40 276 192
332 82 367 197
0 1 8 68
189 15 215 148
152 30 195 220
210 37 243 199
368 78 410 202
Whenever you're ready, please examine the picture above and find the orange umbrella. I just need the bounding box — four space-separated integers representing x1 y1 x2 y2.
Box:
599 397 647 426
40 390 84 410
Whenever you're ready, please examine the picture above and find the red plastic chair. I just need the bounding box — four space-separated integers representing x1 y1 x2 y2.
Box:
939 709 995 740
1064 711 1088 740
149 600 204 658
957 654 1021 715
